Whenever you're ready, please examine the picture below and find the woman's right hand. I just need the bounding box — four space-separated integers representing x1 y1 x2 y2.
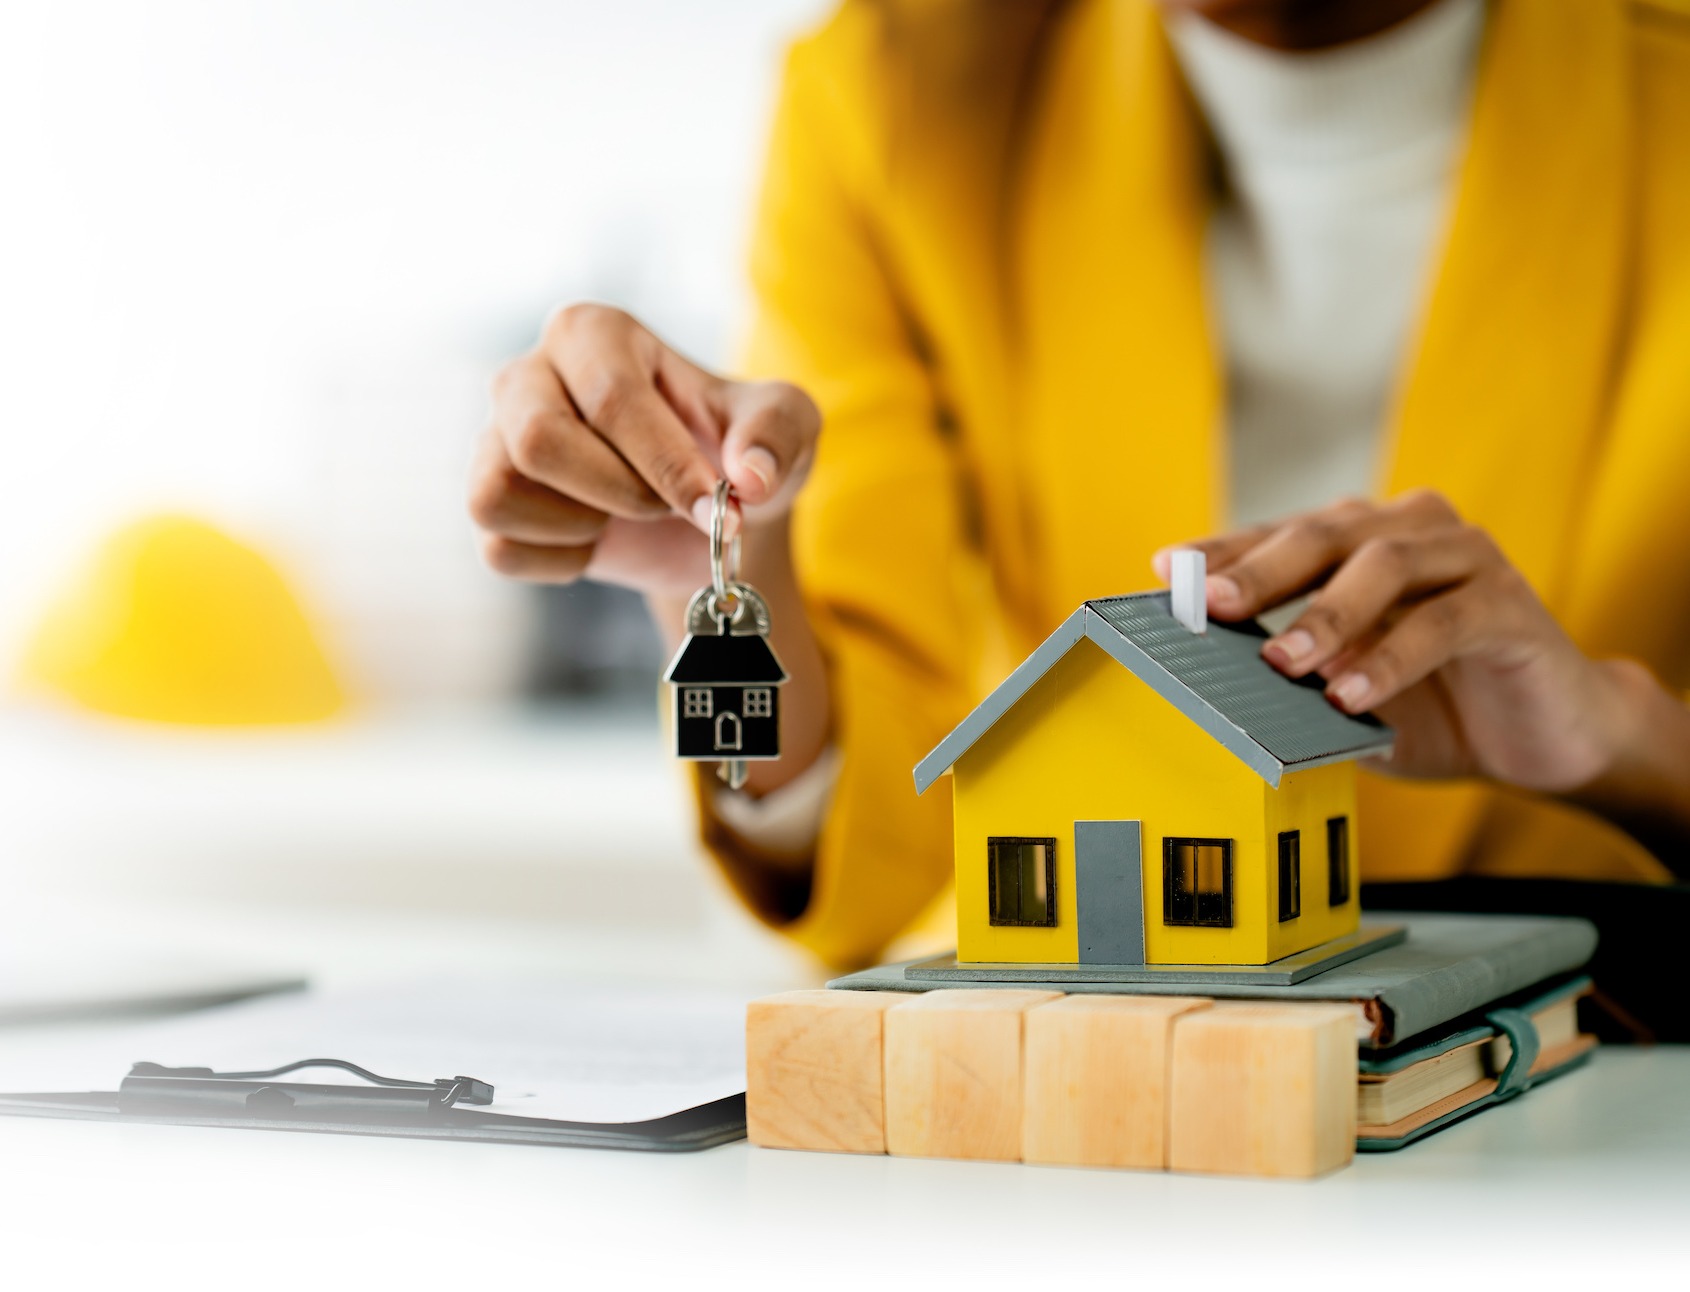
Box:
469 303 821 597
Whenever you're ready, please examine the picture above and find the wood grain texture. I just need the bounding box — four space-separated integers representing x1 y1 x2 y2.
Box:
1022 994 1211 1169
745 990 903 1154
883 989 1062 1161
1168 1002 1357 1178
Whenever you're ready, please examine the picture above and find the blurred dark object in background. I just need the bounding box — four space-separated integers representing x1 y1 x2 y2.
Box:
527 582 662 700
1363 877 1690 1044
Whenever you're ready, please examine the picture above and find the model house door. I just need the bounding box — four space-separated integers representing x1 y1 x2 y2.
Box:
1075 820 1144 965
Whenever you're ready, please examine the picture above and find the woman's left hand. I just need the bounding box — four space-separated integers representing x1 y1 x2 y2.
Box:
1154 490 1645 793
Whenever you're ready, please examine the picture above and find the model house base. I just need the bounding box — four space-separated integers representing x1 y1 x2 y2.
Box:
901 921 1406 987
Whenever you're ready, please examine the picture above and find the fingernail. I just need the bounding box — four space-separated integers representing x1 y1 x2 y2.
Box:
1331 673 1371 710
1268 629 1316 667
1207 575 1241 606
689 495 713 532
741 446 776 495
1151 549 1171 581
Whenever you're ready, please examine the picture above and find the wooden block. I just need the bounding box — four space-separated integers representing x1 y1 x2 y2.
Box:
1022 994 1212 1169
883 988 1062 1161
1167 1003 1358 1179
745 990 904 1154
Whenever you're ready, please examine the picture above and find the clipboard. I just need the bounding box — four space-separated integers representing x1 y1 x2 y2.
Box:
0 1057 747 1152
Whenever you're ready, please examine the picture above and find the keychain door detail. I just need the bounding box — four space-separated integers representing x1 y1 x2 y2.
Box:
663 482 788 789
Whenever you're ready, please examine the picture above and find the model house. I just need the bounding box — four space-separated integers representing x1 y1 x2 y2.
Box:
665 626 787 760
914 560 1392 968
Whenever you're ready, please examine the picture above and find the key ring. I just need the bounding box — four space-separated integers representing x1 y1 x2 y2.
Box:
707 480 744 627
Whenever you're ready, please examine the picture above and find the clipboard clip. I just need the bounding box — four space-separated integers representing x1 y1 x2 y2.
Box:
120 1058 495 1122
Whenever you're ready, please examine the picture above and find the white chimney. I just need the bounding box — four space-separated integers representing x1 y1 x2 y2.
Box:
1170 548 1207 635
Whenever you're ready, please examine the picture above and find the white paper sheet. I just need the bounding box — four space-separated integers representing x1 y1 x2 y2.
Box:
0 980 751 1124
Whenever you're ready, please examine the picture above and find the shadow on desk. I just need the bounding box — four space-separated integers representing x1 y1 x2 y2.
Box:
1363 878 1690 1044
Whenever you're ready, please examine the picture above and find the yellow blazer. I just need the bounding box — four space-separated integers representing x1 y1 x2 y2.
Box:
705 0 1690 969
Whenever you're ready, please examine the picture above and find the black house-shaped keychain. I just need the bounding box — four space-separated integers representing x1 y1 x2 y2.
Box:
664 609 788 764
667 482 788 789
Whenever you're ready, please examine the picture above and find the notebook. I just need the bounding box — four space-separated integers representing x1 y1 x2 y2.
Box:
1354 975 1596 1149
829 911 1597 1050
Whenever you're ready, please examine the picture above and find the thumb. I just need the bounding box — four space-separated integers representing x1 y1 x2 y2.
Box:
719 380 821 509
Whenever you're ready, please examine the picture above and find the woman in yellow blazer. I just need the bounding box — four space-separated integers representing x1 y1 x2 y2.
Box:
470 0 1690 969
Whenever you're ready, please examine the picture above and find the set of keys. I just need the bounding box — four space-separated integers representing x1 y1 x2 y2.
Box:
662 481 788 789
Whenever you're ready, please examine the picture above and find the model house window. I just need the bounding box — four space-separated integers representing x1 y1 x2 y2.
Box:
713 711 742 752
987 837 1056 927
1278 831 1301 922
1164 838 1232 928
1327 816 1351 906
743 688 773 718
682 688 713 719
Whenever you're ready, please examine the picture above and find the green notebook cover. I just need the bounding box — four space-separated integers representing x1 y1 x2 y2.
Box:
828 912 1597 1050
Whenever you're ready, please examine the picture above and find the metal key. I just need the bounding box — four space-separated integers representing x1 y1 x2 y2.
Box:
662 482 788 790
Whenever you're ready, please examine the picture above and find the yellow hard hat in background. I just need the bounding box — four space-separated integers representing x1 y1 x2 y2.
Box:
19 515 345 725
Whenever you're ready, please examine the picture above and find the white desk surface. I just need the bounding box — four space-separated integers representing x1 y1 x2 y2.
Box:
0 713 1685 1285
0 1033 1684 1286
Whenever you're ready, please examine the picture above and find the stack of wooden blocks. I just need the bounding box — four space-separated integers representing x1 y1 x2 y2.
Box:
746 989 1358 1178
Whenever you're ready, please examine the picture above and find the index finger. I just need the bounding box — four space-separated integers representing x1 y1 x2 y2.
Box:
1208 497 1457 620
493 354 670 520
1151 523 1275 583
547 310 723 532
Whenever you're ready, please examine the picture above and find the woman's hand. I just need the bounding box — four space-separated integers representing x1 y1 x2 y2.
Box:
469 303 832 800
470 303 820 595
1152 491 1671 796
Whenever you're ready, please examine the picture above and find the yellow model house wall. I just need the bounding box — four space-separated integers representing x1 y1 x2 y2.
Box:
950 639 1363 968
952 639 1268 965
1263 761 1361 963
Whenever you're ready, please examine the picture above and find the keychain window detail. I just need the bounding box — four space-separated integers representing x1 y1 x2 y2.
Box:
743 688 773 719
987 837 1057 927
1164 838 1233 928
683 688 713 719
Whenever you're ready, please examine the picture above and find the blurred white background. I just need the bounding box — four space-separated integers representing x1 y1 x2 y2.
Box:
0 0 825 699
0 0 832 987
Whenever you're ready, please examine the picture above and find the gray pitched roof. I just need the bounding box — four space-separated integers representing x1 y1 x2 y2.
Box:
913 592 1393 793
